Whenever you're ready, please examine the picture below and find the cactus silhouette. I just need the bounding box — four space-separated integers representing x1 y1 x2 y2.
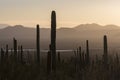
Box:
78 46 82 68
5 44 8 58
58 52 61 63
47 44 52 74
1 48 4 63
115 53 119 64
18 46 20 61
95 54 99 64
36 24 40 64
10 48 13 56
20 45 23 63
86 40 90 64
13 38 17 60
103 35 108 65
77 48 79 56
51 11 56 71
47 51 51 74
82 51 85 67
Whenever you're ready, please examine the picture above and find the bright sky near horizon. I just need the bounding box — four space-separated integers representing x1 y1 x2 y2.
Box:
0 0 120 28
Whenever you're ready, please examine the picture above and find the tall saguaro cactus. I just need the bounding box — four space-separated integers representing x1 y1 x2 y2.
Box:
36 24 40 64
86 40 90 64
103 35 108 65
47 49 51 74
51 11 56 71
47 44 52 74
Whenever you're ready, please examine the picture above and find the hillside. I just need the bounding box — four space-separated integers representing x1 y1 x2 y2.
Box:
0 23 120 49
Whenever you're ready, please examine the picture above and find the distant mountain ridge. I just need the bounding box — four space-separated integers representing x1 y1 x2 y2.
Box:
1 23 120 30
0 24 10 29
74 23 120 30
0 23 120 49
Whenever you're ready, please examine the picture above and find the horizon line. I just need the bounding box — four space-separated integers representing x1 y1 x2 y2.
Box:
0 23 120 29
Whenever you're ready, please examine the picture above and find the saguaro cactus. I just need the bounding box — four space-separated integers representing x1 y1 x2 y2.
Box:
20 45 23 63
86 40 90 64
5 44 8 58
1 48 4 63
95 54 99 64
13 38 17 60
36 24 40 64
58 52 61 63
47 45 52 74
115 53 119 64
51 11 56 71
47 51 51 74
78 46 82 67
103 35 108 65
82 51 85 67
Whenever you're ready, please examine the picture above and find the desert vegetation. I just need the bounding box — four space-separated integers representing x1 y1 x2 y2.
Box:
0 11 120 80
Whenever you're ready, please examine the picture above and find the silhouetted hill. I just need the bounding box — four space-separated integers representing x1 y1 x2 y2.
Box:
0 23 120 49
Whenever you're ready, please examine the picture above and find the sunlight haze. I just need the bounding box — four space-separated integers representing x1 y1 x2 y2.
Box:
0 0 120 28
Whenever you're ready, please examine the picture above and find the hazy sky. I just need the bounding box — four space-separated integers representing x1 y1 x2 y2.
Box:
0 0 120 28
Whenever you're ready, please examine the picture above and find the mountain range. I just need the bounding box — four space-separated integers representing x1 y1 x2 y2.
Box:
0 24 10 29
0 23 120 50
